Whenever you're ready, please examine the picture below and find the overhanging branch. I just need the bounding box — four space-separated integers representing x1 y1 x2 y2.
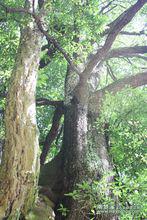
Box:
119 30 147 36
82 0 147 78
89 71 147 113
36 98 63 107
102 71 147 94
107 46 147 59
106 61 117 81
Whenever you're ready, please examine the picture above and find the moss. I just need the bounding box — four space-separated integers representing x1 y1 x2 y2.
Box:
26 195 55 220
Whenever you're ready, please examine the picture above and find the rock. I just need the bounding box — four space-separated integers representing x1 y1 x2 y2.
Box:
26 195 55 220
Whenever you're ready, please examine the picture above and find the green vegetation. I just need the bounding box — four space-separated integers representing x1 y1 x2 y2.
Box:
0 0 146 219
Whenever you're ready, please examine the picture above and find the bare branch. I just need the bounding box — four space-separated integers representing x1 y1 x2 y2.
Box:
119 30 147 36
0 95 63 107
33 14 80 74
102 71 147 94
99 0 115 14
82 0 147 78
36 98 63 107
89 72 147 113
107 46 147 59
103 5 117 15
106 61 117 81
106 0 147 34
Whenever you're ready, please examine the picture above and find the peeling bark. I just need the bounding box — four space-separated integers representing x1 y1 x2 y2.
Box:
0 21 42 219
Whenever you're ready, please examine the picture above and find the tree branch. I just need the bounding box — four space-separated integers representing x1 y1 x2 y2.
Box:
99 0 115 14
102 71 147 94
36 98 63 107
106 61 117 81
107 46 147 59
82 0 147 78
119 30 147 36
40 105 64 165
0 3 80 74
0 96 63 107
89 72 147 113
33 14 80 74
39 45 57 69
103 5 117 15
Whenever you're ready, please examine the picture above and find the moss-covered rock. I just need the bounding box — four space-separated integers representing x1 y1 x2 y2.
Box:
26 195 55 220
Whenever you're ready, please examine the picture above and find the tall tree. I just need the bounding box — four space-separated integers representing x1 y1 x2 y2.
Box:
0 0 42 219
0 0 147 219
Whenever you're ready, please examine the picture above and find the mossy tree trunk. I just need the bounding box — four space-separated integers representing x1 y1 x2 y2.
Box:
61 93 113 220
0 16 42 220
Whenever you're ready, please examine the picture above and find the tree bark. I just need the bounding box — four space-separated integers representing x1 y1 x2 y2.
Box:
0 21 42 219
40 105 64 165
53 63 113 220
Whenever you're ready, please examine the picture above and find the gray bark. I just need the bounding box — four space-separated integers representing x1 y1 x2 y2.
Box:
53 64 113 219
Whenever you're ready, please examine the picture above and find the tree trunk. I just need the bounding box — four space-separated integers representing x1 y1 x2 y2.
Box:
0 22 42 219
55 67 114 219
88 112 113 181
59 108 114 220
61 102 88 220
39 69 115 219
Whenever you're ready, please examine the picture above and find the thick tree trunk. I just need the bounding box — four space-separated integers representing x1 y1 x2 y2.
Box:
59 109 114 220
39 72 115 220
88 113 113 181
52 67 88 219
61 101 88 220
0 22 42 219
53 66 113 220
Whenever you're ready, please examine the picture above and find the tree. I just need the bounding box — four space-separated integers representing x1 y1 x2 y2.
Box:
0 0 147 219
0 0 43 219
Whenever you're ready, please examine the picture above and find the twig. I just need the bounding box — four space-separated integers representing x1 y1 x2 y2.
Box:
99 0 115 14
106 61 117 81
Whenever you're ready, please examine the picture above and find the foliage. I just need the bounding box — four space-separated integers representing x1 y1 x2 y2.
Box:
64 87 146 219
66 171 146 219
98 88 146 218
57 204 69 217
45 0 107 60
0 0 147 218
0 19 19 72
99 87 147 175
